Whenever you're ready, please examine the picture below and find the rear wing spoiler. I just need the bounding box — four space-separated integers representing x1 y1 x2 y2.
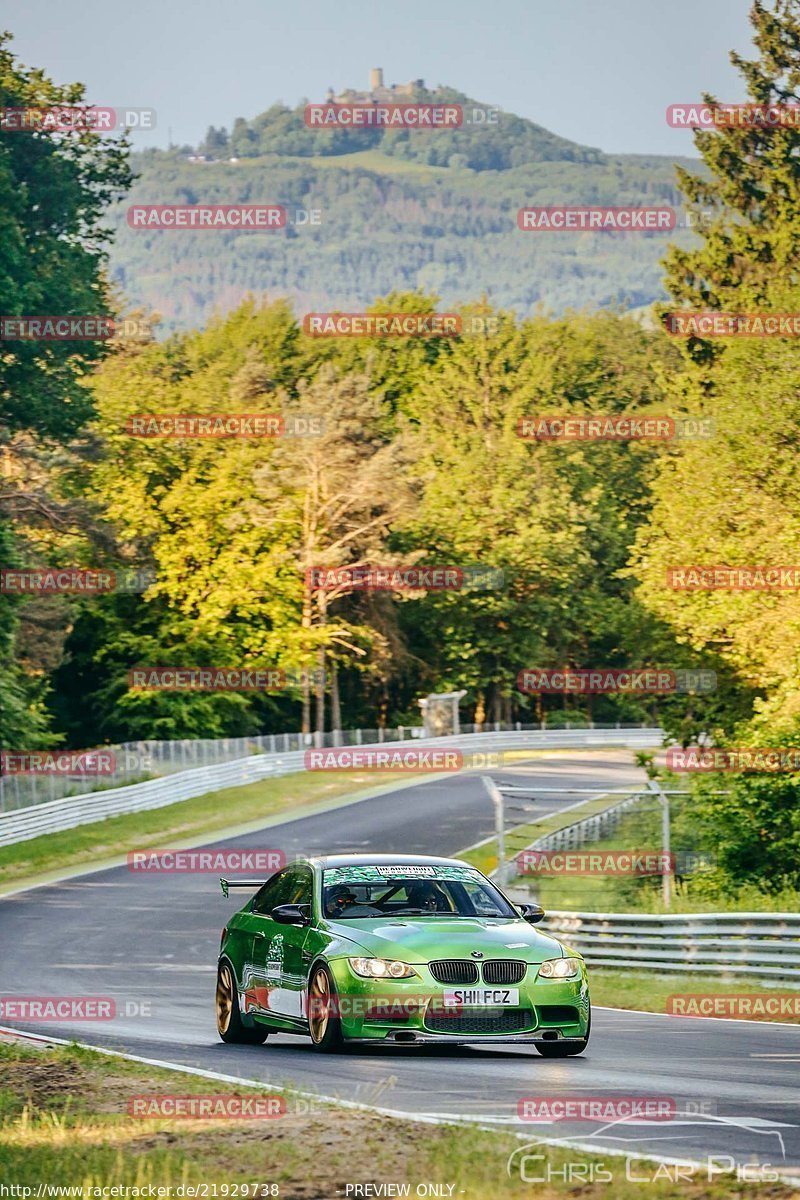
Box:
219 877 268 898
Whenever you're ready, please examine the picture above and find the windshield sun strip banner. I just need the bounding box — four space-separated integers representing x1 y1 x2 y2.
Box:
322 864 483 884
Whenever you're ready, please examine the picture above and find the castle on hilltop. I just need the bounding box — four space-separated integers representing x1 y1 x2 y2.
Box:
327 68 430 104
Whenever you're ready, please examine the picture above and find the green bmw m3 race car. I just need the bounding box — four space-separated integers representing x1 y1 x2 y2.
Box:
215 853 590 1055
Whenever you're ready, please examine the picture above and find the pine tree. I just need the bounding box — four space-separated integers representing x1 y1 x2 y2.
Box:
663 1 800 362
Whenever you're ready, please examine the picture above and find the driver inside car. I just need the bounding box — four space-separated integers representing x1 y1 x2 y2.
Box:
406 881 451 912
324 884 358 918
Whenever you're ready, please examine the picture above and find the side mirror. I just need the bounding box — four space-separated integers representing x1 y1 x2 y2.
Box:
520 903 545 924
271 903 311 926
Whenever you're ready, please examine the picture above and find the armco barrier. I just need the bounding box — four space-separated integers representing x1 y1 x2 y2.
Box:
529 792 646 852
0 720 651 810
0 724 430 809
543 910 800 980
0 727 661 847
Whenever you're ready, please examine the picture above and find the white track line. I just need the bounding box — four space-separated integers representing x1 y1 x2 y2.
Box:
3 757 800 1169
6 1023 798 1180
595 1005 800 1030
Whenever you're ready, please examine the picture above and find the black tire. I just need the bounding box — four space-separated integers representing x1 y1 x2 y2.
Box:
307 963 344 1053
216 961 269 1045
535 1011 590 1058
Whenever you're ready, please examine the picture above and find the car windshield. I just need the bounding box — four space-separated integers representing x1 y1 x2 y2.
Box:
321 865 518 920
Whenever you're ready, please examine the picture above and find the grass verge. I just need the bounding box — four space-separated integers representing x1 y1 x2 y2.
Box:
0 747 585 894
459 792 618 876
0 769 431 892
472 791 800 914
589 967 800 1023
458 792 800 1020
0 1038 794 1199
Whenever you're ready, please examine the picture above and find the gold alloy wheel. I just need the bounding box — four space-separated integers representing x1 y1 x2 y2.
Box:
216 963 234 1034
308 967 331 1043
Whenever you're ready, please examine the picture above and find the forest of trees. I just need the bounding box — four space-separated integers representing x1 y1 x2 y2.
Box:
3 1 800 893
195 85 605 168
110 108 698 331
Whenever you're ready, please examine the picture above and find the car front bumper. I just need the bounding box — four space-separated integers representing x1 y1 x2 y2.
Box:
326 959 590 1043
342 1030 589 1045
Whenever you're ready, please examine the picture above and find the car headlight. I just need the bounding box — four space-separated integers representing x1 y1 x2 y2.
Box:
537 957 581 980
348 957 418 979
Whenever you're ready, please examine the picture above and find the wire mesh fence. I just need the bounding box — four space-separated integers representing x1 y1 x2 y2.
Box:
482 776 721 913
0 719 658 813
0 725 418 812
0 727 664 845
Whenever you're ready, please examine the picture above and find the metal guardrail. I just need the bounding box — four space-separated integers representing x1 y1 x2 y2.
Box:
0 726 429 811
0 719 653 811
486 782 659 888
529 793 646 852
489 790 649 885
0 726 662 847
541 910 800 981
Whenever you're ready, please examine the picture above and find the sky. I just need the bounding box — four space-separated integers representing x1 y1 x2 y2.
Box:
6 0 756 156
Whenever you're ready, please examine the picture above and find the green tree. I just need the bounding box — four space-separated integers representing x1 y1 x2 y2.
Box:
0 33 131 438
199 125 228 157
0 34 130 748
663 1 800 362
86 301 412 737
630 324 800 722
0 518 51 745
629 1 800 895
398 308 682 725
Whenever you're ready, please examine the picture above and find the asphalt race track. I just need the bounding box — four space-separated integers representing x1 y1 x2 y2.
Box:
2 750 799 1175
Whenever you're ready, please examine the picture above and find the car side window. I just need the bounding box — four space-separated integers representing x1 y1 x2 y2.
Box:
252 870 294 915
252 866 312 915
287 867 313 907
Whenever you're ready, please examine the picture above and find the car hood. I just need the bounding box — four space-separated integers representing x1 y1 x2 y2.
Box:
325 916 567 963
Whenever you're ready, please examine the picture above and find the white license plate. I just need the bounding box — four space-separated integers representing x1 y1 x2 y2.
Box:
442 988 519 1007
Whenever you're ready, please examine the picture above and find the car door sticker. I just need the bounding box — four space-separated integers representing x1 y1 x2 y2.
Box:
240 933 283 1012
266 932 285 979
